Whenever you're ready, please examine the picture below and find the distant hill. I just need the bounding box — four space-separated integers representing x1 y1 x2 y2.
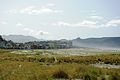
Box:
2 35 120 49
2 35 42 43
72 37 120 49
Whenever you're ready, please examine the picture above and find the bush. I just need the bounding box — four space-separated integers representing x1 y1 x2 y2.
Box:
111 76 120 80
52 70 69 79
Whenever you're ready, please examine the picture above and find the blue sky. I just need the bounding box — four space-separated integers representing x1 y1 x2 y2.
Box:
0 0 120 40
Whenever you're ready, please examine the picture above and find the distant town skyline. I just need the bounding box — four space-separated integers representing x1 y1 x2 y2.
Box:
0 0 120 40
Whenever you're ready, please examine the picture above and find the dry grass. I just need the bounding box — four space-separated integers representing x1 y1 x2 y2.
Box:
0 49 120 80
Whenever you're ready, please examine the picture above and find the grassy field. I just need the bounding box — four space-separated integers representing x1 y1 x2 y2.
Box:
0 49 120 80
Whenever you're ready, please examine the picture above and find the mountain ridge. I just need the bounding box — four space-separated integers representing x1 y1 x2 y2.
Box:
2 35 43 43
72 37 120 49
1 35 120 49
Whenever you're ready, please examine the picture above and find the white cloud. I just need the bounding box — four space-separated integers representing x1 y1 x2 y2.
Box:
0 21 7 25
91 10 98 16
106 19 120 27
81 20 97 26
91 16 104 20
23 28 49 35
8 4 63 15
52 18 120 28
20 6 62 15
8 9 18 14
52 21 71 26
52 20 98 28
46 3 55 7
16 23 24 26
36 31 49 35
23 28 34 34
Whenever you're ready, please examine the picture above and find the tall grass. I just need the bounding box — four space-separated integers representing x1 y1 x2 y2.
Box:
0 61 120 80
0 49 120 80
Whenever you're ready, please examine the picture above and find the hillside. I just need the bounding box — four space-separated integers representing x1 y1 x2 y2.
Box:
72 37 120 49
2 35 41 43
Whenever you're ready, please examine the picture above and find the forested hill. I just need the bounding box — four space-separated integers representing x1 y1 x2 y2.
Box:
0 35 72 49
1 35 120 49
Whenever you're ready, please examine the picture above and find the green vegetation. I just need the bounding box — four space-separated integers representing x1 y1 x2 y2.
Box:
0 35 72 49
0 49 120 80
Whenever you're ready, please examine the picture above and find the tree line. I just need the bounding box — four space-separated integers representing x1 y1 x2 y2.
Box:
0 35 72 49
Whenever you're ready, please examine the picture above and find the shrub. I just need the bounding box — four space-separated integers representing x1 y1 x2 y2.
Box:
52 70 69 79
84 74 91 80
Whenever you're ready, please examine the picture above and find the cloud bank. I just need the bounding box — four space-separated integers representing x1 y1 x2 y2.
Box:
8 4 63 15
52 19 120 28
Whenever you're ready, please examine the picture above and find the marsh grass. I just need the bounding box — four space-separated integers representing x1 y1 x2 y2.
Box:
0 49 120 80
0 61 120 80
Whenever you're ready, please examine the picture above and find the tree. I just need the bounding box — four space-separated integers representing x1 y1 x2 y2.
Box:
0 35 4 41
